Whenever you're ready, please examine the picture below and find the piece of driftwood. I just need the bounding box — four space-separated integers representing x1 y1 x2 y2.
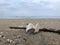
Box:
9 27 26 29
9 26 60 34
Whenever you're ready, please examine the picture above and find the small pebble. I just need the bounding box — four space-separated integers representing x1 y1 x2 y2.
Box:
22 37 27 41
0 32 3 34
12 40 19 45
0 34 4 38
6 39 13 43
17 35 21 38
3 36 6 39
13 39 19 44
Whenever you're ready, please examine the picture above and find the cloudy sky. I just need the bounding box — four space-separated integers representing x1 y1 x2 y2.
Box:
0 0 60 18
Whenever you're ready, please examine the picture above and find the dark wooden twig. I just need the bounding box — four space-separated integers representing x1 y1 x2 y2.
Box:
9 27 26 29
9 27 60 34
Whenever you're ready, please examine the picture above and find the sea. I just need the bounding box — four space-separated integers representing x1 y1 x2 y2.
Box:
0 16 60 19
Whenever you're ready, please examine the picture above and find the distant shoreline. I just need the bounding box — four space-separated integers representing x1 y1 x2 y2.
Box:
0 16 60 19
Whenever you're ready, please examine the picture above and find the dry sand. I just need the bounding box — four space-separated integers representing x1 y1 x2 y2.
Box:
0 19 60 45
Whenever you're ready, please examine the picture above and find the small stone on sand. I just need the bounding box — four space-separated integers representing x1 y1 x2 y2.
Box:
6 39 13 43
17 35 21 38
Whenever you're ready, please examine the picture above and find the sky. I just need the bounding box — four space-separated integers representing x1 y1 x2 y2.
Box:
0 0 60 18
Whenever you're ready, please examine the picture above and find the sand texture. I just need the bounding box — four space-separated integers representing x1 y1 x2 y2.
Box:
0 19 60 45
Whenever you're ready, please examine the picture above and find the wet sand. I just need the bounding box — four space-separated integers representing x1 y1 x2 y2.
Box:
0 19 60 45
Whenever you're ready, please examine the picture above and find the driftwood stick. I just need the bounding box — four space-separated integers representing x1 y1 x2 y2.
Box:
9 27 60 34
9 27 26 29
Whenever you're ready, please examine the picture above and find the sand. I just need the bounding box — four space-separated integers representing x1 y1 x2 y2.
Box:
0 19 60 45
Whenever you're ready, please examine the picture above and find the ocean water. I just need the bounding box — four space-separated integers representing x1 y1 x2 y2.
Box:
0 16 60 18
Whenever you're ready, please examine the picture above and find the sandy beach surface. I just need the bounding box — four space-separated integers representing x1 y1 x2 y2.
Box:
0 19 60 45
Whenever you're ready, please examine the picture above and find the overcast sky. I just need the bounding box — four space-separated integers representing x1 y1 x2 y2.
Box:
0 0 60 18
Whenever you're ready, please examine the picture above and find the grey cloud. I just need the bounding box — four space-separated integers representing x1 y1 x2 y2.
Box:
0 0 60 18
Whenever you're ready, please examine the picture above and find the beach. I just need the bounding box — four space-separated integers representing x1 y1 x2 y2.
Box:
0 19 60 45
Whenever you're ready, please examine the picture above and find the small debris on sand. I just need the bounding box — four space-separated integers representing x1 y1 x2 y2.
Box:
0 32 3 34
0 34 4 38
16 35 21 39
0 35 2 38
13 39 20 45
6 39 13 43
3 36 6 39
22 37 27 41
